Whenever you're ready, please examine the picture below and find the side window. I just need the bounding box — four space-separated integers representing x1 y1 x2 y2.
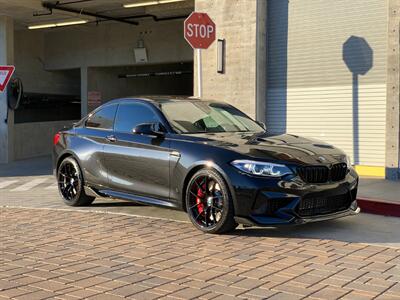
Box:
115 103 160 133
85 104 117 130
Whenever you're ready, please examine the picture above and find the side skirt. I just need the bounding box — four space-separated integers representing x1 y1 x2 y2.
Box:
91 187 178 209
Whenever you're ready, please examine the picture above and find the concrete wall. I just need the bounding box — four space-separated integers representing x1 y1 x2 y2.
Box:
44 19 193 70
13 120 76 160
14 29 80 95
11 29 81 160
194 0 258 118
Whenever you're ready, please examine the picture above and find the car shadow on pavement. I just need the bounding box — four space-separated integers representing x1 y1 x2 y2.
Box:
91 202 144 207
230 214 400 247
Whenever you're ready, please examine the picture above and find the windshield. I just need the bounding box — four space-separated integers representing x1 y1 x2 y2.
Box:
160 101 264 134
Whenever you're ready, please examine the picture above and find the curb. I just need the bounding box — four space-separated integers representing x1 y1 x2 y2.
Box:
357 197 400 218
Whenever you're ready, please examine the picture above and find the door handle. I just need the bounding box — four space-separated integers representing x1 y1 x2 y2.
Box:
170 151 181 158
106 135 117 143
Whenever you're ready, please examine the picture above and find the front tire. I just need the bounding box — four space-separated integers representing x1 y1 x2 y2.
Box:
186 169 238 234
57 157 95 206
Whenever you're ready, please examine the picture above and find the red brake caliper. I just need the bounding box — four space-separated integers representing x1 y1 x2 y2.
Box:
196 182 206 214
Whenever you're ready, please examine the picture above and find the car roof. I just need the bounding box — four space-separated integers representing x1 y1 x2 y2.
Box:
136 95 199 102
106 95 221 105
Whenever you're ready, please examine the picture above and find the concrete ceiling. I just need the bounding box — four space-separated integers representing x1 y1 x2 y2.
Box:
0 0 194 30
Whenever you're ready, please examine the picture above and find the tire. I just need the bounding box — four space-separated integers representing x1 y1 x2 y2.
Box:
185 168 238 234
57 157 95 206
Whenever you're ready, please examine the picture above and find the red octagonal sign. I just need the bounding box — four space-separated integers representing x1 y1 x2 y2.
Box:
184 12 216 49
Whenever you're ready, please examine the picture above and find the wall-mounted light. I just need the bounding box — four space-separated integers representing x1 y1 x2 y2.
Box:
123 0 185 8
28 20 88 30
134 38 148 63
217 39 225 74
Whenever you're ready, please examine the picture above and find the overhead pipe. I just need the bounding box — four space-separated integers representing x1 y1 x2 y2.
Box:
33 9 53 17
125 14 189 22
56 0 95 5
90 14 189 24
87 13 189 24
42 1 139 25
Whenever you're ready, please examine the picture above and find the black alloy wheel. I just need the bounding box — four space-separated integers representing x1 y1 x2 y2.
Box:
57 157 95 206
186 169 237 234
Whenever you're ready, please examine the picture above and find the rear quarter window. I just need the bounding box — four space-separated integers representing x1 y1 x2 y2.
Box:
85 104 117 130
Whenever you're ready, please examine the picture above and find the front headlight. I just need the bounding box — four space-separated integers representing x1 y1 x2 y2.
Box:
231 160 293 177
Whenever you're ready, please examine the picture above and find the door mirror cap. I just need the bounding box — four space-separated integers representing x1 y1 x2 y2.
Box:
133 123 165 137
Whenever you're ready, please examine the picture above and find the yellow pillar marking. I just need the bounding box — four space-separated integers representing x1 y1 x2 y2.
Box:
354 165 385 177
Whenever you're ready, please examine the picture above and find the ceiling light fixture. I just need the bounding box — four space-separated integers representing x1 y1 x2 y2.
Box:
123 1 158 8
159 0 186 3
123 0 185 8
28 20 88 30
28 23 57 30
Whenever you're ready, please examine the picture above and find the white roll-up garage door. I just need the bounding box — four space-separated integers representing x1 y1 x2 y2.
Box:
266 0 388 168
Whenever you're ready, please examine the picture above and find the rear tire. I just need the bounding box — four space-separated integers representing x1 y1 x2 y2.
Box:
57 157 95 206
185 169 238 234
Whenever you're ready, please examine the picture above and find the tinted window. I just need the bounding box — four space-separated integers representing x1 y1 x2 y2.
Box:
115 103 160 133
86 104 117 130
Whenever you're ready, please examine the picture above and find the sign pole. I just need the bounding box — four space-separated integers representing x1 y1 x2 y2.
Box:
197 48 202 98
184 12 216 99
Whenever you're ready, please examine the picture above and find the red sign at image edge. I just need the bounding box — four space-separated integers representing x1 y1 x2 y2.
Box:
0 65 15 93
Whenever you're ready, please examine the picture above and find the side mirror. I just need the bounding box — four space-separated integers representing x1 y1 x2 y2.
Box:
133 123 165 137
256 121 267 130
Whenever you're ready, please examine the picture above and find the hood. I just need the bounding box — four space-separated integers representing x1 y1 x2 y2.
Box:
186 132 347 166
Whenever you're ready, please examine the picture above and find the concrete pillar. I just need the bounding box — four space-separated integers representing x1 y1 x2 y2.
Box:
80 67 88 117
194 0 259 118
385 0 400 180
0 16 14 164
255 0 267 123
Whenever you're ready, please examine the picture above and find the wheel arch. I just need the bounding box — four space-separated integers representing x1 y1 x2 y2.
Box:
181 161 236 213
56 153 72 172
56 151 85 180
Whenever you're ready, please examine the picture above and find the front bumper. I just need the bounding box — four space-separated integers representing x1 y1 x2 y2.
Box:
293 205 360 224
235 203 360 227
228 167 360 227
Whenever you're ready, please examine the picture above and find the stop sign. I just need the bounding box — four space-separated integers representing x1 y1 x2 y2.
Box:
184 12 216 49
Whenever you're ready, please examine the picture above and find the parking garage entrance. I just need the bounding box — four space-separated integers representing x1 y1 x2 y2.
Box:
85 62 193 112
0 0 194 162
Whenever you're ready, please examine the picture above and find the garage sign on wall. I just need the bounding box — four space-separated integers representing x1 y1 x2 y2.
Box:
88 91 102 109
0 65 15 93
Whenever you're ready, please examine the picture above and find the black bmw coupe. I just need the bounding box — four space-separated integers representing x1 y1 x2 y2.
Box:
53 96 360 233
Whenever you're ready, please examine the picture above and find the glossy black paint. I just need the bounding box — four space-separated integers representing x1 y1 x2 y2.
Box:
53 96 359 226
